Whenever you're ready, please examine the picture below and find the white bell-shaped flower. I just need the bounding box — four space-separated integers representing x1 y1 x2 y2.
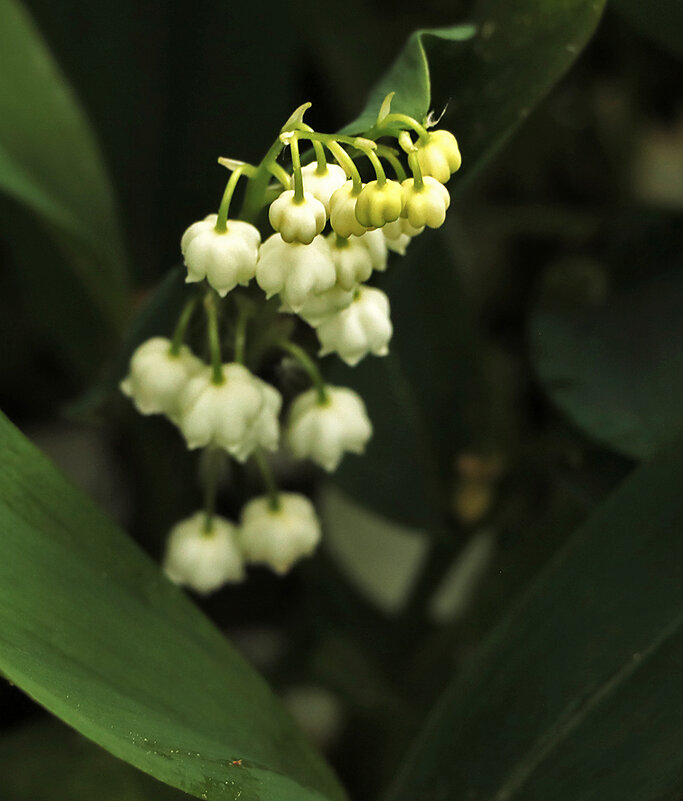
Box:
181 214 260 297
316 286 393 366
281 285 356 327
269 190 326 245
301 163 348 213
415 130 462 184
286 386 372 472
256 234 336 312
240 492 321 574
178 364 281 461
163 511 245 594
382 218 424 255
329 181 368 238
401 177 451 229
327 229 388 290
361 229 389 271
327 235 370 290
120 337 203 421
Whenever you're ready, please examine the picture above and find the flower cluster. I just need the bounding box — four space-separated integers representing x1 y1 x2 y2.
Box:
121 96 460 593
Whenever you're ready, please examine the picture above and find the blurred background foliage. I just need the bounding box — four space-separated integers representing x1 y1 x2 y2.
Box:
0 0 681 799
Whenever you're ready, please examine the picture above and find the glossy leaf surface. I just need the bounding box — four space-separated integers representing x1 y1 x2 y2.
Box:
532 270 683 460
0 411 346 801
0 0 128 324
384 446 683 801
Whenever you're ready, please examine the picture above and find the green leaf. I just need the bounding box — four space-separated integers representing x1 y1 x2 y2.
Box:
0 411 347 801
328 228 481 528
613 0 683 59
384 444 683 801
340 24 476 133
344 0 606 191
1 720 189 800
0 0 128 325
531 270 683 460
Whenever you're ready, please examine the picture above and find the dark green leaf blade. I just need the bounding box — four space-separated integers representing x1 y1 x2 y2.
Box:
0 411 346 801
344 0 606 192
0 0 128 324
444 0 607 191
531 270 683 460
384 445 683 801
1 720 189 801
340 24 476 134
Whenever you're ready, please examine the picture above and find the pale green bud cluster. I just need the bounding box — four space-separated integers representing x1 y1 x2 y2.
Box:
121 95 461 592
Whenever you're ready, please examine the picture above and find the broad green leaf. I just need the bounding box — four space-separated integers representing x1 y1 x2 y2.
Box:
340 25 476 133
0 0 128 325
1 720 189 801
614 0 683 59
0 411 347 801
0 200 114 380
531 270 683 460
328 227 481 528
344 0 606 191
384 444 683 801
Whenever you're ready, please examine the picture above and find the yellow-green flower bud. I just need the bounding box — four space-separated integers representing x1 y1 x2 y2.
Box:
415 130 462 184
354 180 405 228
401 177 451 229
329 181 368 238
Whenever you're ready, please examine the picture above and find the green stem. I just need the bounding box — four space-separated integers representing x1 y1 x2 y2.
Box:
290 134 305 203
294 129 361 148
325 140 362 194
361 145 386 184
291 122 328 173
312 139 327 171
381 112 430 141
240 137 286 223
204 292 224 384
268 162 292 189
202 447 222 532
169 296 198 355
278 339 328 404
253 448 280 511
215 167 245 233
407 150 425 191
377 147 407 181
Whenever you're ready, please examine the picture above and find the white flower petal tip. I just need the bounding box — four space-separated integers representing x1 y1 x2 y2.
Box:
163 512 245 594
180 214 260 296
382 218 424 255
315 286 393 366
239 493 322 574
177 364 281 461
301 163 347 213
327 230 388 290
256 234 336 311
286 386 372 472
120 337 204 420
269 190 326 244
293 285 355 328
